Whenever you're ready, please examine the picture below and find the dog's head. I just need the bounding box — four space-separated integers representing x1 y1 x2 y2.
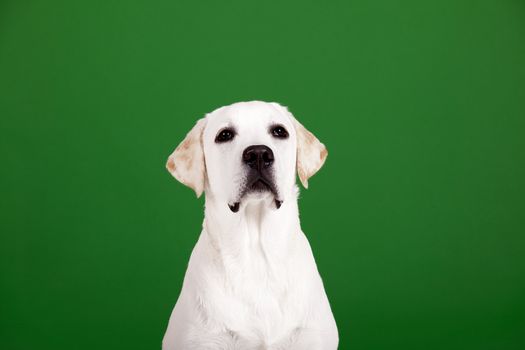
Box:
166 101 327 212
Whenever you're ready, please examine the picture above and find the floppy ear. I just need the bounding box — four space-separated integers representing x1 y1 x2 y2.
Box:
288 112 328 189
166 118 207 197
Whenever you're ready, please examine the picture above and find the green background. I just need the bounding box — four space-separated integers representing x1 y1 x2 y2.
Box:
1 0 524 349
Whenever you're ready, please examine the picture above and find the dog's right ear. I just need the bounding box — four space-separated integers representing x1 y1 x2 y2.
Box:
166 118 207 197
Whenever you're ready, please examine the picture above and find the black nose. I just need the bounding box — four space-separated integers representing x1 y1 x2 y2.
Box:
242 145 274 170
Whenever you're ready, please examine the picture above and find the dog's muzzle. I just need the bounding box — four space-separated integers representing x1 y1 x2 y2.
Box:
228 145 282 213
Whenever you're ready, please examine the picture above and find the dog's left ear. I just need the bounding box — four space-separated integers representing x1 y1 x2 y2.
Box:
291 115 328 189
273 103 328 189
166 118 207 197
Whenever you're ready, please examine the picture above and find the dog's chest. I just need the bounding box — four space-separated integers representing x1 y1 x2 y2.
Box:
204 245 306 342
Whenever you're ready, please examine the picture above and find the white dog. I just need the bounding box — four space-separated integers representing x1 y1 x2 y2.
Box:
162 101 338 349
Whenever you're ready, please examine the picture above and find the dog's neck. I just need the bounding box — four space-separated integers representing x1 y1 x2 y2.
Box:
202 187 301 262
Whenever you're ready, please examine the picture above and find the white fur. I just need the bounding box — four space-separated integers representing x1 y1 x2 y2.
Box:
163 101 337 349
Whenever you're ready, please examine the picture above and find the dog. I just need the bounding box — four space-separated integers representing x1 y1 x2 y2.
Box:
162 101 338 349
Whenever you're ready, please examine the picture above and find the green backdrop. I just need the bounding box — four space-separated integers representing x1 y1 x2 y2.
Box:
1 1 524 349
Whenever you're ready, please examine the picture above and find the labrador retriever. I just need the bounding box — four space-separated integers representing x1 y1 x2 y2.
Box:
162 101 338 349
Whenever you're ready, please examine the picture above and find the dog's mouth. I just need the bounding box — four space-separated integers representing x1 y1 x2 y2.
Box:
228 176 282 213
250 178 272 192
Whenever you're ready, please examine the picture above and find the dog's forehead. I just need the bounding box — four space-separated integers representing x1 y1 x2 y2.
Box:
205 101 291 132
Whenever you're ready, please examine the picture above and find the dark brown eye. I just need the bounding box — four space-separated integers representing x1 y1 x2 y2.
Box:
271 125 289 139
215 128 235 143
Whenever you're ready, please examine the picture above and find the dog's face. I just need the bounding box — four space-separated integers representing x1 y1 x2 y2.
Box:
167 101 327 212
203 102 297 211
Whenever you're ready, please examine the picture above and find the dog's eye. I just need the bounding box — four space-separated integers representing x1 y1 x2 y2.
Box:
271 125 289 139
215 128 235 143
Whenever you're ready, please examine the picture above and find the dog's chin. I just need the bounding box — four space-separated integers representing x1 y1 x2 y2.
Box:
228 181 282 213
